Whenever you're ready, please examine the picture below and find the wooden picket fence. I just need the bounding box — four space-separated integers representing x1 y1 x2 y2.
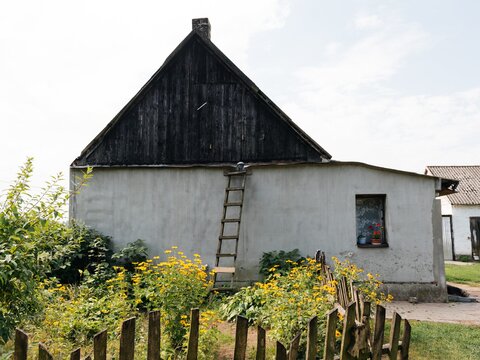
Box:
13 251 411 359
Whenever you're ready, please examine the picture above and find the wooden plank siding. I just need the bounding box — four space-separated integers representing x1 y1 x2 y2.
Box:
73 33 330 167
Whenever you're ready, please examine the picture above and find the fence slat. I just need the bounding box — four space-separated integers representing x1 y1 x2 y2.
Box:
323 309 337 360
186 308 200 360
288 332 301 360
119 317 136 360
306 316 318 360
372 305 386 360
340 301 356 360
94 330 107 360
38 343 53 360
14 329 28 360
70 348 81 360
234 315 249 360
147 310 161 360
401 319 411 360
389 312 402 360
256 326 266 360
275 342 287 360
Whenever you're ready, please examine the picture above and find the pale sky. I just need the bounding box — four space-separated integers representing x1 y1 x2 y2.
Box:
1 0 479 190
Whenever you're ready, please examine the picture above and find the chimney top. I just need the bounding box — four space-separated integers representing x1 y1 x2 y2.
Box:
192 18 211 40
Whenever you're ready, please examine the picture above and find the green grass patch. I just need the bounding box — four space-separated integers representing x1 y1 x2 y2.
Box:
445 263 480 285
409 321 480 360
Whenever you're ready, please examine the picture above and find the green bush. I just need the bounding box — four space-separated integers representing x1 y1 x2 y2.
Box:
259 249 305 277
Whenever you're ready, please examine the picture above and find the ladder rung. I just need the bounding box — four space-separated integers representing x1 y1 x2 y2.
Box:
226 187 244 191
212 266 236 273
222 218 241 223
225 171 247 176
219 235 238 240
216 253 237 257
224 202 243 206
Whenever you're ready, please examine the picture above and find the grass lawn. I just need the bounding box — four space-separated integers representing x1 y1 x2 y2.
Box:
445 263 480 285
409 321 480 360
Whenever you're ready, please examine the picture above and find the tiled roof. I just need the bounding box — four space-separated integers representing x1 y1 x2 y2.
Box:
426 166 480 205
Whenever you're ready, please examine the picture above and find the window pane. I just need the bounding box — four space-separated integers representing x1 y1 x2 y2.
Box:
356 196 385 243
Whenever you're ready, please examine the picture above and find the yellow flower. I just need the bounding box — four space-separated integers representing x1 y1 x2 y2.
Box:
164 250 172 254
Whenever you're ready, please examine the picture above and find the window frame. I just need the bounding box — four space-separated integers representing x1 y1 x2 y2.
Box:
355 194 388 248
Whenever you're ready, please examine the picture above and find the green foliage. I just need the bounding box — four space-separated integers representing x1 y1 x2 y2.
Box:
259 249 305 277
48 222 114 284
0 158 92 342
111 239 148 271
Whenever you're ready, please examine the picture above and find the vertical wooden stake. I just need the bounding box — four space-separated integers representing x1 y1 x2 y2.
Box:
119 317 136 360
389 312 402 360
306 316 318 360
275 341 287 360
288 332 301 360
340 302 356 360
147 310 161 360
70 348 81 360
372 305 386 360
401 319 411 360
323 309 337 360
186 308 200 360
234 315 249 360
94 330 107 360
38 343 53 360
256 326 266 360
14 329 28 360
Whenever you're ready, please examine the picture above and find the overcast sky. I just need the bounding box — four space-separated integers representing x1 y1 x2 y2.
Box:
1 0 479 190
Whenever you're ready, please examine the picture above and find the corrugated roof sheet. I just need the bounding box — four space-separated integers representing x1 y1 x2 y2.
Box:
426 166 480 205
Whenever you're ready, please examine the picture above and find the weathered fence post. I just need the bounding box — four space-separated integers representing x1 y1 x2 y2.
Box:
186 308 200 360
119 317 136 360
323 309 337 360
70 348 81 360
256 326 266 360
234 315 249 360
389 312 402 360
275 341 287 360
38 343 53 360
306 316 318 360
14 329 28 360
94 330 107 360
288 332 301 360
147 310 161 360
372 305 386 360
340 302 356 360
401 319 411 360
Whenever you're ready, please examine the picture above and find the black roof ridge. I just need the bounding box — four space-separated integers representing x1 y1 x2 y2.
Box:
72 29 331 166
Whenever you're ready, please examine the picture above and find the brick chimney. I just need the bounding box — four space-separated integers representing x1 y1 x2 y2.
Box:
192 18 211 40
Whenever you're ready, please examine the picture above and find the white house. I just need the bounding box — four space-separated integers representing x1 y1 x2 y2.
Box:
426 166 480 261
70 19 456 301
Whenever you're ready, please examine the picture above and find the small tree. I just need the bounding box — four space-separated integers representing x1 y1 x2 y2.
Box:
0 158 92 342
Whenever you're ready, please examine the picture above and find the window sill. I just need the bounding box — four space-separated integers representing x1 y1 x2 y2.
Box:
357 243 389 248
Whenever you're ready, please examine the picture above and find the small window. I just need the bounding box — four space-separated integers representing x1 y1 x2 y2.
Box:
356 195 387 247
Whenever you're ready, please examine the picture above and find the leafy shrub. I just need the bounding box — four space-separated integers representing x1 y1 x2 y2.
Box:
259 249 305 277
48 222 114 284
111 239 148 271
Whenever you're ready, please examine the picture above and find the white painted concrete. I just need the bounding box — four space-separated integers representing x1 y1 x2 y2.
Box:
70 163 443 292
451 205 480 256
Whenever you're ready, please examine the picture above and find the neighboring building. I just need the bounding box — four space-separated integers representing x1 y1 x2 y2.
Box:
426 166 480 261
70 19 455 301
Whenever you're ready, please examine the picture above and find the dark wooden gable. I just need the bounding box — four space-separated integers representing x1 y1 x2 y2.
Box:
72 31 331 167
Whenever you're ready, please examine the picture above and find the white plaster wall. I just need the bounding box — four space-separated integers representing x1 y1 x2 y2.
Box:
451 205 480 256
439 196 452 215
70 163 440 284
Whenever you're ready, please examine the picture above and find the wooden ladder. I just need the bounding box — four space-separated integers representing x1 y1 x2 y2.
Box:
213 166 248 289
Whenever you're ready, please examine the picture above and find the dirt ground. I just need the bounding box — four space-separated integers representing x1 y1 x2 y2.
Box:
384 282 480 325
